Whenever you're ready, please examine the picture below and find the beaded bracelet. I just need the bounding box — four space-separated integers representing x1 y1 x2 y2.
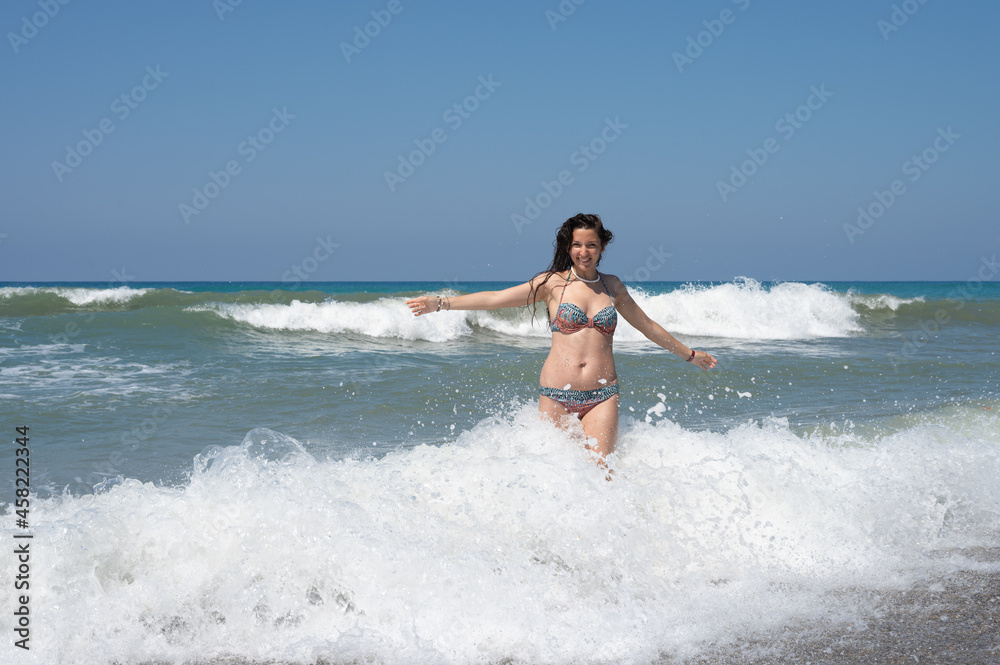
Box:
436 297 442 312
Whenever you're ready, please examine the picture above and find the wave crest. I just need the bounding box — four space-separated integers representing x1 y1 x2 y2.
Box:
190 299 475 342
625 278 862 340
192 279 866 342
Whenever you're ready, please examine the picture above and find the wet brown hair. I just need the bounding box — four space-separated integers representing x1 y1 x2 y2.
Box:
527 213 613 322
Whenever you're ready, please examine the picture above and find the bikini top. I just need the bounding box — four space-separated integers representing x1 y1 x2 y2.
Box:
550 271 618 335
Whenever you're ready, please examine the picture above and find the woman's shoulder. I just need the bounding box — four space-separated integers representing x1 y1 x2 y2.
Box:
528 269 569 288
600 272 624 288
600 273 630 298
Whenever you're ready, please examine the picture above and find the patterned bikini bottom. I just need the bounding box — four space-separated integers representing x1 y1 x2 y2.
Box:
538 384 619 417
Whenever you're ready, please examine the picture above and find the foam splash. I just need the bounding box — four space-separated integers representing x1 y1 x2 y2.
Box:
4 408 999 665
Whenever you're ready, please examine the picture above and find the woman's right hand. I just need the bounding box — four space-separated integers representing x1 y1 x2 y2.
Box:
689 350 717 370
406 296 437 317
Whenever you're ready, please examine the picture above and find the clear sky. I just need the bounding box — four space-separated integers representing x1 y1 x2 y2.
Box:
2 0 998 283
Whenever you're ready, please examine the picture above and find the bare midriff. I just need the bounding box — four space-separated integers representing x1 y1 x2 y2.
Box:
540 329 617 390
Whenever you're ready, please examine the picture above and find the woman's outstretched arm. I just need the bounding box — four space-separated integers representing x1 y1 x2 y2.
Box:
606 275 717 370
406 278 543 316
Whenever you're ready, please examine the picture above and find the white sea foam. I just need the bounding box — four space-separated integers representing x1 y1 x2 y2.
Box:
0 342 86 358
4 407 998 665
191 299 475 343
0 357 192 397
0 285 149 305
194 279 868 343
624 278 862 340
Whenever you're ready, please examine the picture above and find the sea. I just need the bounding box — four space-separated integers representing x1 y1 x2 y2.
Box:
1 278 998 665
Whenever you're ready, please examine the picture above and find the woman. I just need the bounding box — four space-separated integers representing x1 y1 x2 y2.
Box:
406 213 716 458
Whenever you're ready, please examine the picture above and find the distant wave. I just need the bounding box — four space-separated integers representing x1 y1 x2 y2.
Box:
859 295 1000 326
190 299 476 343
622 278 863 340
192 279 867 342
848 292 923 311
0 285 150 307
5 280 999 340
0 286 324 317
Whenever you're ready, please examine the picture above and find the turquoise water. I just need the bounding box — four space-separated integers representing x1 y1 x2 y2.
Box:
1 279 999 664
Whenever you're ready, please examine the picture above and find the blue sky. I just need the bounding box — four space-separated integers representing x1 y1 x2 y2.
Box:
1 0 998 282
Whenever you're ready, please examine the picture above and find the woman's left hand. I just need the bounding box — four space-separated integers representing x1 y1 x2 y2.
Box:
690 350 717 370
406 296 437 316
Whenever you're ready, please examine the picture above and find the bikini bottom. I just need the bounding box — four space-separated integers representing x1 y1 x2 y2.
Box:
539 384 619 417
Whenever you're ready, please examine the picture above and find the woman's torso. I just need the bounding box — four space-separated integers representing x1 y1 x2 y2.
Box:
539 271 618 390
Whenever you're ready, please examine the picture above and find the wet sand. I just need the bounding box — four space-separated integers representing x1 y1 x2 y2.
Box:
681 548 1000 665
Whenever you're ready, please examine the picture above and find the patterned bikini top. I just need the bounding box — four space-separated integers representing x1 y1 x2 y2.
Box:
549 271 618 335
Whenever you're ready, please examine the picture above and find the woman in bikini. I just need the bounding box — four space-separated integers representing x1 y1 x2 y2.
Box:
406 213 717 458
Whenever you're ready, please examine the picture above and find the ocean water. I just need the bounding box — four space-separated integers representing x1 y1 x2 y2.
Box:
1 278 999 664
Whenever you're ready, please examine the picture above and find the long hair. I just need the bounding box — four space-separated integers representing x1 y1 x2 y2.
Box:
527 213 614 321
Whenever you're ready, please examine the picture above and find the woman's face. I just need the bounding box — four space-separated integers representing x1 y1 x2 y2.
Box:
569 228 604 272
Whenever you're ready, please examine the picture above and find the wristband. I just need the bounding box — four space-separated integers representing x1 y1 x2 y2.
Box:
686 349 696 362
